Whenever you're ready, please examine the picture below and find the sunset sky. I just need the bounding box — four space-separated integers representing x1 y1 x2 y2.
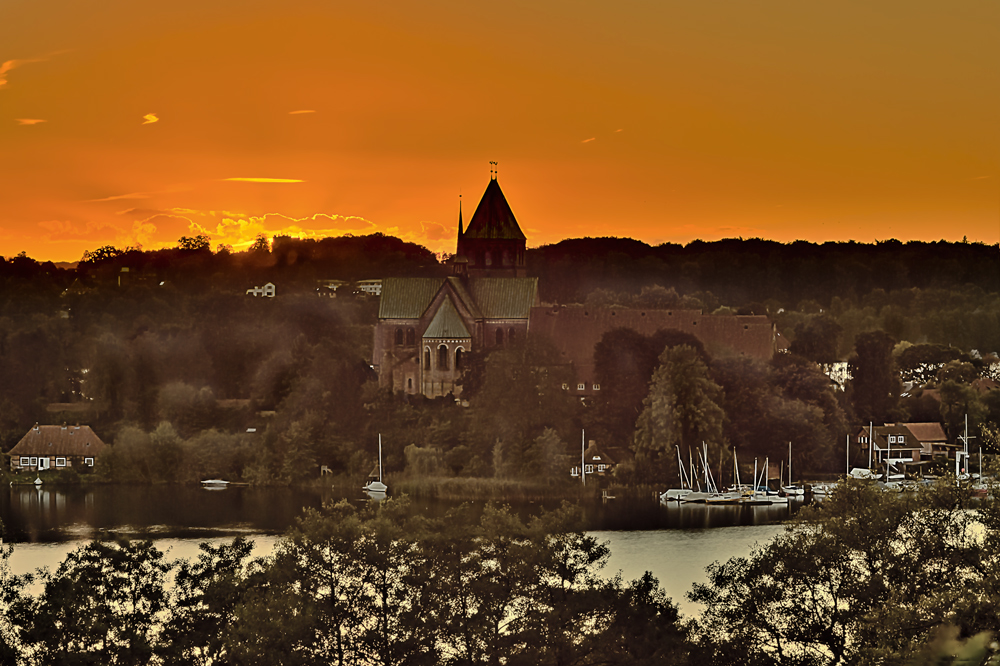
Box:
2 0 997 263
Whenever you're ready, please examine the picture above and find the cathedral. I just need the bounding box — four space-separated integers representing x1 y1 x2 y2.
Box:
372 174 539 398
373 173 777 399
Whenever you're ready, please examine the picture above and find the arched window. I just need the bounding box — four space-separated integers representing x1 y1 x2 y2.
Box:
394 328 403 346
407 378 413 390
495 328 504 346
406 328 416 345
424 348 431 368
508 327 516 343
455 348 464 369
438 344 449 370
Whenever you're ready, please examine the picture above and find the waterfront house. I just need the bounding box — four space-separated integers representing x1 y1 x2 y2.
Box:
855 422 956 465
570 440 627 479
7 424 107 472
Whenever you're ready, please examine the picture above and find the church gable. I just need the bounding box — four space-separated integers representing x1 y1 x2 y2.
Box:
423 297 471 339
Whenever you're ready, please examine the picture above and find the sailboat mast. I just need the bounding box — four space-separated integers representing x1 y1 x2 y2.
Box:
581 429 586 486
868 422 873 469
788 441 792 485
378 434 383 482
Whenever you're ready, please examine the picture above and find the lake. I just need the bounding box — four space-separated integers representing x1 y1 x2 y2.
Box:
2 484 795 614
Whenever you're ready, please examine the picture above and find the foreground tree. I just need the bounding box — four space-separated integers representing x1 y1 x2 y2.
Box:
17 540 170 665
689 480 993 666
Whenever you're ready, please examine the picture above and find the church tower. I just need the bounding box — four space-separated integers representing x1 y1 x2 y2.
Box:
455 173 527 277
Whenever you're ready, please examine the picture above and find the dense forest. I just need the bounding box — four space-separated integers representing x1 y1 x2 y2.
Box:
2 483 1000 665
0 234 997 486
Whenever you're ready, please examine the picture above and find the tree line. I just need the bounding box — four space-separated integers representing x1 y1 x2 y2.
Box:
0 234 997 485
3 484 1000 665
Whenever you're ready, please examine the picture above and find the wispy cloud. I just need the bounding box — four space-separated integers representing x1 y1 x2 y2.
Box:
289 109 316 115
222 177 305 183
142 113 159 124
615 129 623 132
581 137 596 143
84 191 152 203
0 58 44 89
15 118 45 125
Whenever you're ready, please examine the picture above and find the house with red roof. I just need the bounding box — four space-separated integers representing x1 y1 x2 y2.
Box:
7 424 107 472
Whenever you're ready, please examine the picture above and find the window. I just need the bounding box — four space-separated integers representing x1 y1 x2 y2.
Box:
407 378 413 390
455 348 463 369
438 344 449 370
394 328 404 346
496 328 504 346
19 457 29 466
424 348 431 368
585 464 594 474
508 327 515 343
570 466 579 477
593 383 600 391
898 435 905 444
562 383 568 390
577 383 586 391
56 457 66 467
85 457 94 466
29 457 37 466
598 464 606 472
406 328 416 345
888 435 896 444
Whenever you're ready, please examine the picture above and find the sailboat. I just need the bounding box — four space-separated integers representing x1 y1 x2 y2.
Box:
363 435 388 494
781 441 805 498
660 446 694 502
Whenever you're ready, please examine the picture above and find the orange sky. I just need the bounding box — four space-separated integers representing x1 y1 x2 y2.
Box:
2 0 998 263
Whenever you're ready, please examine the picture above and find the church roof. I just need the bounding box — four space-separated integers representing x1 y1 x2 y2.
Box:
469 278 537 318
423 297 471 339
462 179 526 241
379 278 443 319
379 276 537 321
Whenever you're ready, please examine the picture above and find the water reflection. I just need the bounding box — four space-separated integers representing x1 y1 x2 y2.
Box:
1 485 806 543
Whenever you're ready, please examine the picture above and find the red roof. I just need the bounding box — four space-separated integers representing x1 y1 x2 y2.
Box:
903 422 947 442
9 425 108 457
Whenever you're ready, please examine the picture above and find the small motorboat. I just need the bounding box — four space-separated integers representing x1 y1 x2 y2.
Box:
201 479 230 490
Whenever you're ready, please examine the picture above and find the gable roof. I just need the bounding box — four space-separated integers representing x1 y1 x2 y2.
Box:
423 297 471 339
469 277 538 318
9 425 107 457
444 277 483 319
903 422 948 442
379 278 444 319
463 179 526 241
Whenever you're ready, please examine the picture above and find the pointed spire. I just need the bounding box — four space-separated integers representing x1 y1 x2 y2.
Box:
457 194 463 237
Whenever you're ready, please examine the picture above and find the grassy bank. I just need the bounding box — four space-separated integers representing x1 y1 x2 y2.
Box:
393 476 599 502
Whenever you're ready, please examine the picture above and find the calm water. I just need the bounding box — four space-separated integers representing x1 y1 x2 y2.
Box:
2 484 796 614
